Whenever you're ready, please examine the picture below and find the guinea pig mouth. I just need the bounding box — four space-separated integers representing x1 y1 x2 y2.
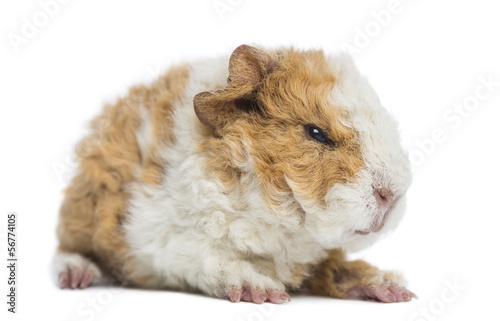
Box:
354 206 393 235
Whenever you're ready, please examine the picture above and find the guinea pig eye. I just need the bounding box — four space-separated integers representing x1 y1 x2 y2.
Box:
304 124 331 145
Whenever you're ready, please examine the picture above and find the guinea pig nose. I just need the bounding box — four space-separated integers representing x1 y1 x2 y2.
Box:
374 188 393 208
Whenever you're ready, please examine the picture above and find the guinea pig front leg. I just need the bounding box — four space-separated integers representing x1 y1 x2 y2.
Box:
209 259 290 304
306 249 417 303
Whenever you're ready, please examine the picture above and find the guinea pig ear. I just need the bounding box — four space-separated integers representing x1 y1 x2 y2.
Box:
194 45 277 129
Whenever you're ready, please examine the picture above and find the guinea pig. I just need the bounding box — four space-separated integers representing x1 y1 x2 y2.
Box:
53 44 416 304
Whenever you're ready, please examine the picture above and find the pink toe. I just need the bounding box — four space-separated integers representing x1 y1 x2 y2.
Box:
251 290 267 304
59 272 70 289
385 291 397 303
229 289 242 303
389 286 405 302
266 290 281 304
280 293 291 302
241 289 253 302
390 286 418 302
266 290 290 304
346 286 364 299
266 290 281 303
348 285 415 303
372 288 396 303
79 269 94 289
70 267 83 289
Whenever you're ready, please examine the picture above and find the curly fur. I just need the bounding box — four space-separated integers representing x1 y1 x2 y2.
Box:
54 45 412 301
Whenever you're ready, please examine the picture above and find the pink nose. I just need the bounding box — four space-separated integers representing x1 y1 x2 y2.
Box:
374 188 393 209
356 188 396 235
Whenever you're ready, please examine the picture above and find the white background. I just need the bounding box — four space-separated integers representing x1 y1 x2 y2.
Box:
1 0 499 320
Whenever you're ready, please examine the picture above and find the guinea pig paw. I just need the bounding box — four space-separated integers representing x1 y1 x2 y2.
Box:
228 287 290 304
346 285 417 303
59 264 97 289
54 252 102 289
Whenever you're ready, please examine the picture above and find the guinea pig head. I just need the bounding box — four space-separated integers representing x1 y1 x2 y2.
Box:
194 45 412 252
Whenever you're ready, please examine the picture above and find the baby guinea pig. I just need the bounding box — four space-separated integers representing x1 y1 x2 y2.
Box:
53 44 416 304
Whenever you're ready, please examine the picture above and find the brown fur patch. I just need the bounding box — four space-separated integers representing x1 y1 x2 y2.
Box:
198 48 363 211
57 65 190 282
287 265 311 289
194 45 277 129
305 249 395 298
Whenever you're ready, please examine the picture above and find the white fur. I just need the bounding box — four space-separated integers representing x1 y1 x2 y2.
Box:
122 51 411 296
135 103 154 161
53 251 104 284
294 54 412 252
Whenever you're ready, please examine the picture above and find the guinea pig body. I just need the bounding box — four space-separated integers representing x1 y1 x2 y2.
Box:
54 45 415 303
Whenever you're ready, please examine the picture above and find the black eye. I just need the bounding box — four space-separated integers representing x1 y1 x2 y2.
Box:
305 125 329 144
